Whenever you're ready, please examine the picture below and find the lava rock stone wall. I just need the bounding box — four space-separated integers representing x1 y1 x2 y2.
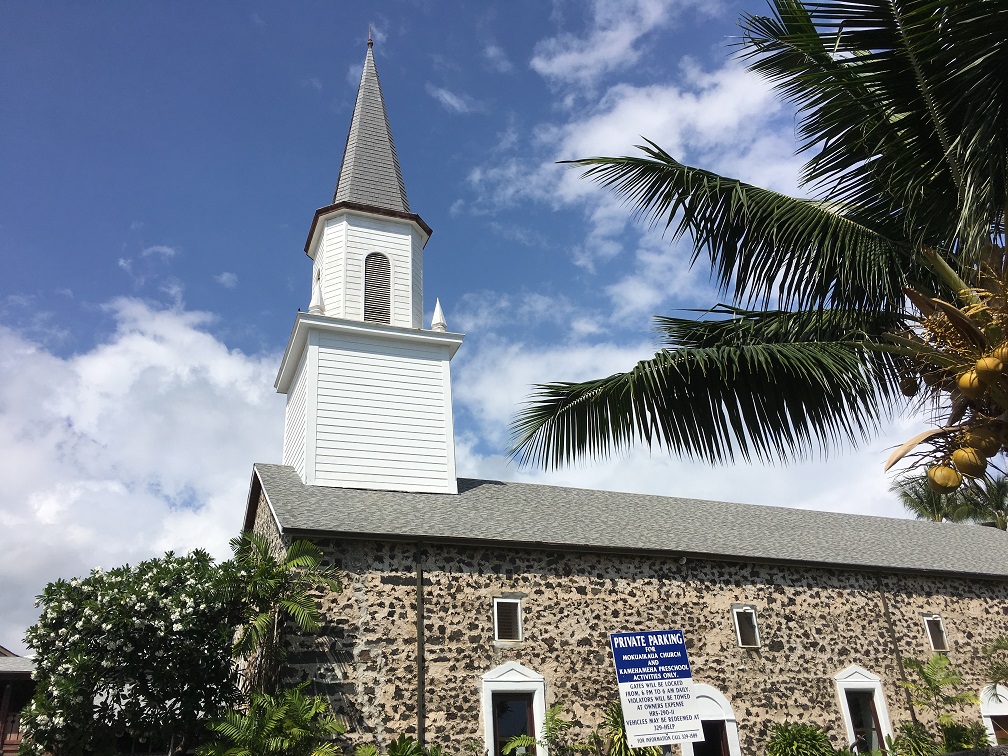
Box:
254 506 1008 754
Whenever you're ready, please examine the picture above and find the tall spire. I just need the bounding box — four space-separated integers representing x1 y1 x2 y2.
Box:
332 40 410 213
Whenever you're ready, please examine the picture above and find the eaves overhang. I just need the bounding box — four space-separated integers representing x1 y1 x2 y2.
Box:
274 312 464 394
304 201 432 258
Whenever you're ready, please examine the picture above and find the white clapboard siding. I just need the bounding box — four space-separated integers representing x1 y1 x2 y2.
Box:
411 231 424 328
282 349 309 478
313 329 453 491
321 219 344 317
345 218 413 327
311 209 423 327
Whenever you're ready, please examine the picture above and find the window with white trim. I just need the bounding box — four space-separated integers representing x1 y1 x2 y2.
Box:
922 613 949 652
363 252 391 324
835 665 894 752
731 604 760 648
494 597 522 642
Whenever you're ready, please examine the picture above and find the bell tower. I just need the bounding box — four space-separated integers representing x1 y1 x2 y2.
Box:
275 39 463 495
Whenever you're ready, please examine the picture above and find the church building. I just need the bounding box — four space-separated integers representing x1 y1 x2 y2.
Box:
242 40 1008 756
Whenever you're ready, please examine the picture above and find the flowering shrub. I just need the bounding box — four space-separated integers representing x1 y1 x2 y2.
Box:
20 550 241 755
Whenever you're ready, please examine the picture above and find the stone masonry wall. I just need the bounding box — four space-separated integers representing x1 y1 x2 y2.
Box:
269 530 1008 755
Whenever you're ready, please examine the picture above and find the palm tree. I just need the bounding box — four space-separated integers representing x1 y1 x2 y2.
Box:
511 0 1008 480
230 532 342 695
957 474 1008 529
889 475 969 522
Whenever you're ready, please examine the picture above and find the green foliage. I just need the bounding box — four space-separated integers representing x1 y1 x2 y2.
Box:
957 476 1008 530
503 705 585 756
197 684 344 756
510 0 1008 470
939 720 990 753
889 476 971 523
586 700 660 756
20 550 240 756
765 721 834 756
230 532 342 694
885 722 939 756
354 745 379 756
20 535 343 756
985 636 1008 701
388 734 424 756
900 654 979 727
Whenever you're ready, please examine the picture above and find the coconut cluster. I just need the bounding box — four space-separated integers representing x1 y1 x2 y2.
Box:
892 263 1008 493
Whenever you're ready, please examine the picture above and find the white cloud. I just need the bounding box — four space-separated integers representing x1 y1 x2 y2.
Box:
483 43 513 73
530 0 709 87
141 244 178 259
302 77 323 91
425 83 484 115
0 299 283 654
214 272 239 289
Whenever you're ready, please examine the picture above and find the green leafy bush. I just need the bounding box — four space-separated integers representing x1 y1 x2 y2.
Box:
197 684 344 756
886 722 939 756
765 722 834 756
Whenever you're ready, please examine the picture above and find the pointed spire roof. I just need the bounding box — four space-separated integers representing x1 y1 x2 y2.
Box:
333 41 410 213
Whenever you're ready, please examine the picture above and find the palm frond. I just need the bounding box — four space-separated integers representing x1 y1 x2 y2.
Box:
741 0 1008 262
511 308 903 467
567 143 911 314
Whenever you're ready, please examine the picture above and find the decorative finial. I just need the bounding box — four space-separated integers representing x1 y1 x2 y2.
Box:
309 268 325 315
368 24 373 48
431 299 447 332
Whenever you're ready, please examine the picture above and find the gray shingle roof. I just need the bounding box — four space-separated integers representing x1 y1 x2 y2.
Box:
252 463 1008 578
0 656 34 675
332 43 409 213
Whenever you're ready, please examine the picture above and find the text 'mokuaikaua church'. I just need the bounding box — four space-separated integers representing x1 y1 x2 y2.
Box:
241 39 1008 756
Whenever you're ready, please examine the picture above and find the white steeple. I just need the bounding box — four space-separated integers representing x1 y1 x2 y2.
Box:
276 41 463 495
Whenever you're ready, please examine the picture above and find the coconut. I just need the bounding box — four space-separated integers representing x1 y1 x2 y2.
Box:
976 355 1005 382
958 369 984 399
927 464 962 494
952 447 987 478
899 374 919 397
964 428 1002 457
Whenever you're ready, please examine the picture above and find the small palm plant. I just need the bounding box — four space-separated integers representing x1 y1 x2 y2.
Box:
230 532 342 694
197 684 344 756
900 654 979 728
503 705 577 756
597 701 662 756
884 721 939 756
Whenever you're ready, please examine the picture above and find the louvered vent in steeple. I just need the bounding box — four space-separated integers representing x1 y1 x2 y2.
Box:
364 252 391 324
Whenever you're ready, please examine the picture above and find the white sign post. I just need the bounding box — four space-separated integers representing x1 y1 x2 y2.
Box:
609 629 703 747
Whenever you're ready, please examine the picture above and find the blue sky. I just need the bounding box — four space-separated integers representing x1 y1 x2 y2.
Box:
0 1 921 653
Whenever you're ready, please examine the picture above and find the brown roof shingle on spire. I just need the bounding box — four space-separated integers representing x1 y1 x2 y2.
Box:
333 43 410 213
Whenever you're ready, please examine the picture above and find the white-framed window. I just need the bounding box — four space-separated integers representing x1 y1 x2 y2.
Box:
981 685 1008 746
680 683 742 756
731 604 760 648
481 662 547 756
494 597 522 642
921 612 949 652
363 252 391 324
835 665 893 753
